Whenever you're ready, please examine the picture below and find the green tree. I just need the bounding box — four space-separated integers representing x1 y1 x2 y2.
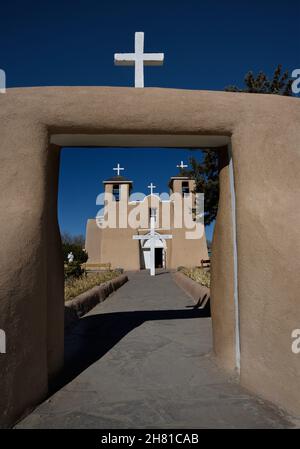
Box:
178 152 219 226
225 64 293 96
61 232 85 248
62 242 88 264
184 65 293 226
61 233 88 279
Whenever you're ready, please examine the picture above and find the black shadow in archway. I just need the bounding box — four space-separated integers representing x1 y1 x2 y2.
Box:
51 307 210 393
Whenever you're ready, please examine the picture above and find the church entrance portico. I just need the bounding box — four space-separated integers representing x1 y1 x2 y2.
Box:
142 235 166 270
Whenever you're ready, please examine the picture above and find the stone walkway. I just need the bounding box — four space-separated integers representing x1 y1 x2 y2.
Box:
16 271 292 428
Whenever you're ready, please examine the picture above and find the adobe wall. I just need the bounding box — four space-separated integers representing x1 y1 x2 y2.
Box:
210 148 236 373
46 144 64 384
85 219 102 263
168 228 208 270
0 87 299 426
100 227 140 270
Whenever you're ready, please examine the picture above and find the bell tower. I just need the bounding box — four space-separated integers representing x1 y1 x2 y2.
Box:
169 160 195 197
103 163 133 202
169 176 195 197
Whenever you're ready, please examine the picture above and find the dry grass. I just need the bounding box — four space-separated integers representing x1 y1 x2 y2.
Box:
179 267 210 288
65 271 120 302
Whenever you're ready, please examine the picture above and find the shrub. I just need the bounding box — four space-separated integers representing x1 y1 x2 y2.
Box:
65 270 120 301
177 266 185 272
64 261 85 280
180 267 210 288
62 243 88 264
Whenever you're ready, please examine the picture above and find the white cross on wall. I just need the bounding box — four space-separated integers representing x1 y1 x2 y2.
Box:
148 182 156 195
114 32 164 88
177 161 188 170
113 163 124 176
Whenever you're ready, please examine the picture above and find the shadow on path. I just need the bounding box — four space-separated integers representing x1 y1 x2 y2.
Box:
51 307 209 393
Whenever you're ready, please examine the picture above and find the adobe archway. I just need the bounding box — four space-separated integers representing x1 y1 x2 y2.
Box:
0 87 299 427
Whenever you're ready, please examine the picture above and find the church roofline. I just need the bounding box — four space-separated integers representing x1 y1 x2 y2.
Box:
103 176 133 184
169 175 193 187
169 176 192 180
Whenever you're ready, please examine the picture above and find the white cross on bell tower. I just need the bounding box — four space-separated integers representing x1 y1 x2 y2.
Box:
113 163 124 176
114 32 164 88
147 182 156 195
177 161 188 170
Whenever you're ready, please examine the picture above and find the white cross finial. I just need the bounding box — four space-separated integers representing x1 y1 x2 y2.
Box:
113 163 124 176
177 161 188 170
148 182 156 195
114 32 164 88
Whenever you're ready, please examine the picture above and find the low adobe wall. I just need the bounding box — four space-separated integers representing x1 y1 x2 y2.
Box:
64 274 128 327
173 271 210 310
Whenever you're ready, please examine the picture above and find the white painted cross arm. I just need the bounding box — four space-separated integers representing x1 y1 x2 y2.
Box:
133 234 172 240
132 235 149 240
114 52 164 65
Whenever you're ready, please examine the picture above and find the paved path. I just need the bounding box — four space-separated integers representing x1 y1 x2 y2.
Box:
17 271 292 428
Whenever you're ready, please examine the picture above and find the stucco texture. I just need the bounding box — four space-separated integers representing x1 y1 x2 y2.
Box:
0 87 299 426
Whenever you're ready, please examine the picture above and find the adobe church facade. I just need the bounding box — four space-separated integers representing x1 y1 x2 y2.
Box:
85 169 208 271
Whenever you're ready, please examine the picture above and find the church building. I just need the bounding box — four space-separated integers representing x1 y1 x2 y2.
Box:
85 164 209 272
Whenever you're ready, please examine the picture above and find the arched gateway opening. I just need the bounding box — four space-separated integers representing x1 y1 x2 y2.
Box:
0 87 299 427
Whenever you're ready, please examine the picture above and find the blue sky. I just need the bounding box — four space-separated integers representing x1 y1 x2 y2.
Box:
59 147 207 237
0 0 298 242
